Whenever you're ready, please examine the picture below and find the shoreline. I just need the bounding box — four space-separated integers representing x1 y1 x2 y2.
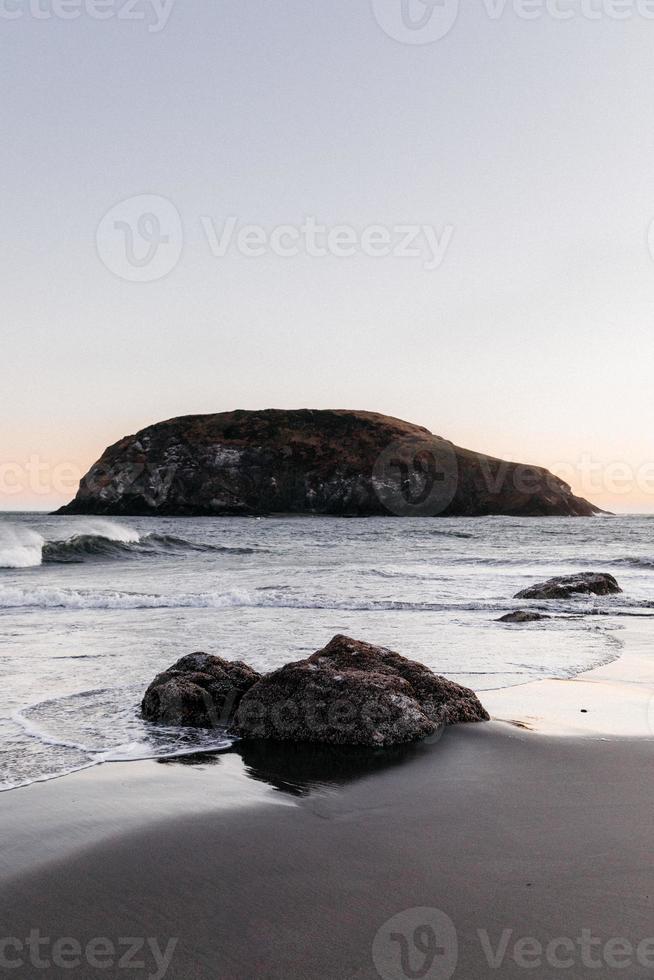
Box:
484 615 654 737
2 612 649 796
2 618 653 977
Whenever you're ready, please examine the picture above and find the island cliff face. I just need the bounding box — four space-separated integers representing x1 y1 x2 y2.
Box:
57 409 600 517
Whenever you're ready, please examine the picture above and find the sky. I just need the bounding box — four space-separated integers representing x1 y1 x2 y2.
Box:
2 0 654 513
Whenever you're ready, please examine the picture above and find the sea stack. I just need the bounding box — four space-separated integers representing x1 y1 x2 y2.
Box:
57 409 601 518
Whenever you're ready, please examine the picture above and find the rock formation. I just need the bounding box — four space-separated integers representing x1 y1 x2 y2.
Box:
57 409 600 517
141 636 490 746
141 652 260 727
233 635 489 745
514 572 621 600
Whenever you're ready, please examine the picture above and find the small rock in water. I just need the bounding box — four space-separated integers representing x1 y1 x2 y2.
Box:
514 572 621 600
497 611 551 624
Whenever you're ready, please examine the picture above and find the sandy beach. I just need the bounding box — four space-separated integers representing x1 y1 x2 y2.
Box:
2 533 652 980
3 616 654 980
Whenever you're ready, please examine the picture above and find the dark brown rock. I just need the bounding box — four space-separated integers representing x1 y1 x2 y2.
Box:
310 635 489 725
232 635 489 746
141 652 260 727
497 611 551 623
56 409 601 518
514 573 622 601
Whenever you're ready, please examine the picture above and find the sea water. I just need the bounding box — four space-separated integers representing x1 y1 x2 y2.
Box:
1 512 651 791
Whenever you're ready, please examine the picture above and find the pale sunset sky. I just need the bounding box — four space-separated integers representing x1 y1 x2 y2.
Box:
2 0 653 512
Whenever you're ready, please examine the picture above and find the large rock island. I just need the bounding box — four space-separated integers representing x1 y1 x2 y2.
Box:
57 409 600 517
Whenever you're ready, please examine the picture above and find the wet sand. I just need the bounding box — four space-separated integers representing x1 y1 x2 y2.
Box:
2 722 654 979
485 616 654 736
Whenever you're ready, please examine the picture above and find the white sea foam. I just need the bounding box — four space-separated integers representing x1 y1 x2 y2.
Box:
0 584 506 611
0 525 45 568
0 582 641 615
0 585 253 610
93 739 233 763
2 690 235 791
13 706 92 753
67 519 141 544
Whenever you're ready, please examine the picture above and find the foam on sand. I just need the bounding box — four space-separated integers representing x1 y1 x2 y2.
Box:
485 618 654 737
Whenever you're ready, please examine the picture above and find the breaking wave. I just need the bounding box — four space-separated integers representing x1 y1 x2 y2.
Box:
0 584 644 615
0 521 259 569
42 533 256 563
0 586 472 611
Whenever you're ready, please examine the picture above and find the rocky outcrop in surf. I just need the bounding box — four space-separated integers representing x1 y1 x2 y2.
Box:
57 409 601 518
141 652 261 727
514 572 622 600
141 635 490 745
497 611 551 623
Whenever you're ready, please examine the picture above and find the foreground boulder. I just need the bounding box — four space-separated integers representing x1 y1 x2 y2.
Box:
141 637 490 746
141 652 260 727
56 408 600 517
232 635 489 746
497 611 551 623
514 572 621 600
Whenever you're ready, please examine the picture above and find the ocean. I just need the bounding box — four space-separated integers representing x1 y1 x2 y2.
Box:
1 512 652 792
